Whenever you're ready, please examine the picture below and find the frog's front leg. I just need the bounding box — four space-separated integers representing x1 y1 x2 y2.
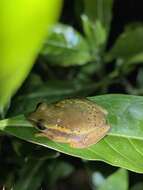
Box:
35 132 50 138
35 132 70 144
35 132 57 140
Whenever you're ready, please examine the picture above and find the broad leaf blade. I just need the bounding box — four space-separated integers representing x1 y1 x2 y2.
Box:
40 24 91 66
0 0 62 113
131 182 143 190
81 0 113 52
8 80 92 116
98 169 128 190
13 160 44 190
106 26 143 64
83 0 113 34
82 15 106 53
0 95 143 173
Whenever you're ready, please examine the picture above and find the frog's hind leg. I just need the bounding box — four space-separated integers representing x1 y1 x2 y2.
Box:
69 135 87 148
70 141 87 148
84 125 110 147
70 125 110 148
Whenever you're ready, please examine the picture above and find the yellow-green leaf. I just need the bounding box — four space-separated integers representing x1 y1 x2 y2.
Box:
0 0 63 114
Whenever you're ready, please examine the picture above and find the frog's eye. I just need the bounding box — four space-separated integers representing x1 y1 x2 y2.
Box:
36 102 43 109
36 102 48 111
36 120 46 131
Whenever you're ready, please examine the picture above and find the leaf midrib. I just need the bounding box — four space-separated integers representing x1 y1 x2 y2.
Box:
0 116 143 141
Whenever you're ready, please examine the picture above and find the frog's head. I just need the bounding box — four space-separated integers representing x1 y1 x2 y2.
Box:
27 102 55 131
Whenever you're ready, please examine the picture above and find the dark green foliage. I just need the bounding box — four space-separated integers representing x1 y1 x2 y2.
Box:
1 0 143 189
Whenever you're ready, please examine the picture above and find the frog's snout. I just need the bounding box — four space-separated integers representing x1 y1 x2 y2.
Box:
26 112 37 124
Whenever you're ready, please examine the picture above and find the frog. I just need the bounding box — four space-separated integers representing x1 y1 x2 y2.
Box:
27 98 110 148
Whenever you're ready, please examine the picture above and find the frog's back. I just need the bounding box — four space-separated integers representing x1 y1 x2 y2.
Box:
54 98 107 133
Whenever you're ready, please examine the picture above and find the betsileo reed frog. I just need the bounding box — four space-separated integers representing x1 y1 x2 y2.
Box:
27 98 110 148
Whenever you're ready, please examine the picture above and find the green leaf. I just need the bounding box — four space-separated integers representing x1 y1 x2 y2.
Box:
13 159 44 190
82 15 106 53
106 26 143 64
12 140 60 160
0 0 62 113
81 0 113 52
40 23 91 66
46 161 74 188
1 95 143 173
83 0 113 33
130 182 143 190
97 169 128 190
8 80 91 116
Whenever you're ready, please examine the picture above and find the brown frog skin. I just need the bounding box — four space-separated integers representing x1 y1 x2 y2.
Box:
27 99 110 148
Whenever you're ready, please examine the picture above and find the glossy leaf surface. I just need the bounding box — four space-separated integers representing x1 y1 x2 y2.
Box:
0 95 143 173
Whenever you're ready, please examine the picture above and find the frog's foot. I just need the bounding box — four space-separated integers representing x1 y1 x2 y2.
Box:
70 125 110 149
35 133 48 138
69 134 88 148
70 141 88 149
83 125 110 147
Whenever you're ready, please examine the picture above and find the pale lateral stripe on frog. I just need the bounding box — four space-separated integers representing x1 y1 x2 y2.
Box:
44 124 103 135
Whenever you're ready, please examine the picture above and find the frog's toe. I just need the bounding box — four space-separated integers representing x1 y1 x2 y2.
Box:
70 140 88 149
35 133 47 138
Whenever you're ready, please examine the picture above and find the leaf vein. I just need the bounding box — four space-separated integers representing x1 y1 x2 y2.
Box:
103 138 140 168
127 138 143 158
